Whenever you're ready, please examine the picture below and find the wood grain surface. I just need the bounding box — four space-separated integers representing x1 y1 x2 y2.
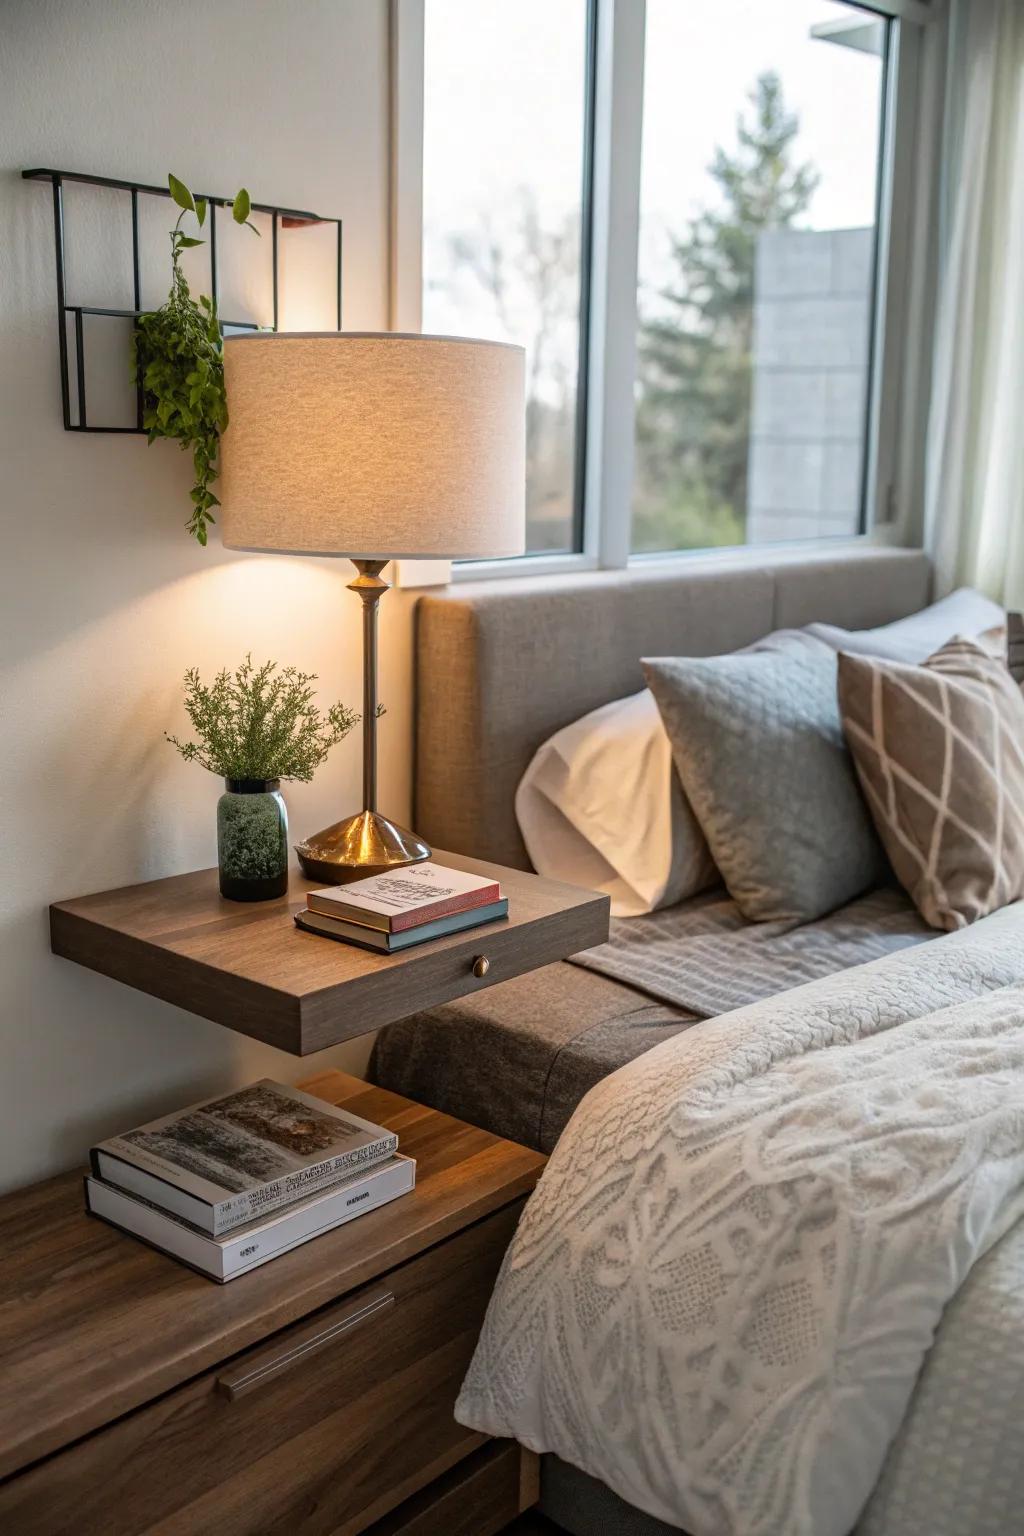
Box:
0 1071 545 1483
0 1208 519 1534
365 1442 534 1536
50 852 610 1054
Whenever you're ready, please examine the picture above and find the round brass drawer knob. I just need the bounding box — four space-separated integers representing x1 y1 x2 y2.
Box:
471 955 491 979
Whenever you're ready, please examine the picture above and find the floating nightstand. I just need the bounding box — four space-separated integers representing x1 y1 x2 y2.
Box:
49 851 610 1055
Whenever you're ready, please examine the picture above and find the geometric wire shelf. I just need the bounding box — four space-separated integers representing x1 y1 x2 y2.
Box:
22 167 343 433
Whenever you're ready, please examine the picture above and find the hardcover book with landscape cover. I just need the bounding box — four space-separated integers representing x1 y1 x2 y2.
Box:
92 1080 397 1235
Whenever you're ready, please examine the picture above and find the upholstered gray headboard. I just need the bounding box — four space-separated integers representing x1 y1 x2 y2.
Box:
414 546 932 870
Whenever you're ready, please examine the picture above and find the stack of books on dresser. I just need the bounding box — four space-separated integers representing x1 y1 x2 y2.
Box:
84 1080 413 1283
295 861 508 952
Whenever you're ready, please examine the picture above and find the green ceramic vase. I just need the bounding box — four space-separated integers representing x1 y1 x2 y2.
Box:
217 779 288 901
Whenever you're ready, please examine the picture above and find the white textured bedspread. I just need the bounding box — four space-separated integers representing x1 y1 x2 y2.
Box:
456 905 1024 1536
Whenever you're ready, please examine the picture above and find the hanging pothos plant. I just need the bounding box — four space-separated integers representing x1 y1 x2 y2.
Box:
132 174 259 545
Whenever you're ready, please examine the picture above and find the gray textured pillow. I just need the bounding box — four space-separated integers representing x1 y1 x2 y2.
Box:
643 639 888 923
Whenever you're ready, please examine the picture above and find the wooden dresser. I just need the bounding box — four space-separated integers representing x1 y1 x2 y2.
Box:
0 1071 546 1535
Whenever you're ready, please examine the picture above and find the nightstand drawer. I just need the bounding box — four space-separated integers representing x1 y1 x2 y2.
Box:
0 1202 523 1536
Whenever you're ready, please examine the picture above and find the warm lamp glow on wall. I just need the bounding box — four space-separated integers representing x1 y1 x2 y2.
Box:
219 332 526 883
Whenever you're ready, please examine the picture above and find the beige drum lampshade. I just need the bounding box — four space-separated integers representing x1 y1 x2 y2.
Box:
219 332 526 558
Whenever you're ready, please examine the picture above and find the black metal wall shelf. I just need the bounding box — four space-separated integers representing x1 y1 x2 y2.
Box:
23 167 343 434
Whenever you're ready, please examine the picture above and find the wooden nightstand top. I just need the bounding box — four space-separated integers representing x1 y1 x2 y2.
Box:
0 1070 546 1482
49 850 610 1054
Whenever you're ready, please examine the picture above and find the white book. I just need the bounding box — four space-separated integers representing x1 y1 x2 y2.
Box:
307 861 501 933
92 1079 398 1236
85 1155 416 1282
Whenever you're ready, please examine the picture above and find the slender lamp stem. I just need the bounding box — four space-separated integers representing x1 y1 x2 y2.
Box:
348 559 389 816
362 594 377 813
293 557 430 882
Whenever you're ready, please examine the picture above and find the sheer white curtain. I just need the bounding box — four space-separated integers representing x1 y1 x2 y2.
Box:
925 0 1024 605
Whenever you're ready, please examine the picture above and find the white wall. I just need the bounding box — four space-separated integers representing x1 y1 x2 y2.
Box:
0 0 417 1191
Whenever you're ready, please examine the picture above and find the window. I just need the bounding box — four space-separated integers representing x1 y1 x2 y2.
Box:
632 0 888 554
421 0 593 554
406 0 924 573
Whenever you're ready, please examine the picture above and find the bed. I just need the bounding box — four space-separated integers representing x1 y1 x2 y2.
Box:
369 546 1024 1536
373 546 934 1153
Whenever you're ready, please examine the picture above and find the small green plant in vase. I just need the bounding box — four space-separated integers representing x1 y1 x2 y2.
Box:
167 657 360 901
133 173 259 545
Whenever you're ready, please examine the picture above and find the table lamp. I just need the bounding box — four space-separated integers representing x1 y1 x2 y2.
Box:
219 332 525 884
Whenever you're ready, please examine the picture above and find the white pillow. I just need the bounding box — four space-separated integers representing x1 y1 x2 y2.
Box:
515 589 1004 919
804 587 1004 663
515 689 716 917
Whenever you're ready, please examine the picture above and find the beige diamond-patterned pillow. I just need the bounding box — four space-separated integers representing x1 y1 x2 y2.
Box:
838 637 1024 931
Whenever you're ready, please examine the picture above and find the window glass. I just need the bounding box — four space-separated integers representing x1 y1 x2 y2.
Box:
632 0 887 554
422 0 591 555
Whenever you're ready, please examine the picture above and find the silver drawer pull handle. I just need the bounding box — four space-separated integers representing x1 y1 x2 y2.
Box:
216 1288 395 1401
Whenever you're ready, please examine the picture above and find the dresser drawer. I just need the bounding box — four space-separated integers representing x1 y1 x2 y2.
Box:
0 1202 522 1536
365 1440 537 1536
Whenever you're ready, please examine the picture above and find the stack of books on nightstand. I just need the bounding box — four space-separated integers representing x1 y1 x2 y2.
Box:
295 861 508 952
84 1080 413 1282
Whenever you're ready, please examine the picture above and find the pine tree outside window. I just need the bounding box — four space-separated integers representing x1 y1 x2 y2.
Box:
405 0 928 578
633 0 888 555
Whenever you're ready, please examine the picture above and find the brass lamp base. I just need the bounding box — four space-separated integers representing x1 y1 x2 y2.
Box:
296 809 432 885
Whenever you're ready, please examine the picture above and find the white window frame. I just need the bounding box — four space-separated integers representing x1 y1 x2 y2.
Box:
390 0 945 588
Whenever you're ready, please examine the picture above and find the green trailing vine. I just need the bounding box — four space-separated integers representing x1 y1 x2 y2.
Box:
132 174 259 545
